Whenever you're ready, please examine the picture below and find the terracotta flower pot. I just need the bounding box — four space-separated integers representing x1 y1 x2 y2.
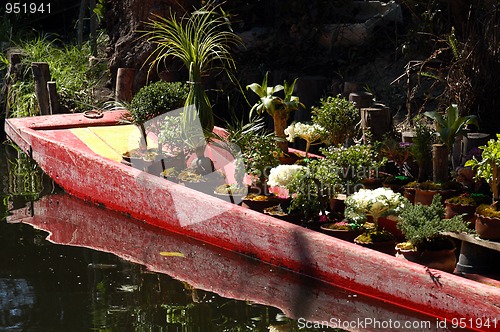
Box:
377 215 404 241
445 203 477 227
395 244 457 273
414 189 459 206
320 223 363 242
403 187 416 204
475 213 500 240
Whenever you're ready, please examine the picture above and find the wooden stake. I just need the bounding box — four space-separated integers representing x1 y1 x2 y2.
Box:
47 81 60 114
1 51 24 118
432 144 449 183
115 68 136 103
32 62 51 115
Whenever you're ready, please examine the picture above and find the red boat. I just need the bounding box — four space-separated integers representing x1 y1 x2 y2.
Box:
8 192 443 331
5 110 500 331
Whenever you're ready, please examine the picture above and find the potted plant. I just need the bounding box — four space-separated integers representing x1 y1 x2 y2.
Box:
396 194 471 273
465 134 500 240
413 180 463 206
122 81 189 170
320 220 365 242
285 163 331 225
311 95 360 147
445 192 490 226
408 123 433 182
144 2 241 174
247 72 304 154
424 103 478 180
379 136 413 178
241 128 281 194
320 144 386 195
345 188 410 250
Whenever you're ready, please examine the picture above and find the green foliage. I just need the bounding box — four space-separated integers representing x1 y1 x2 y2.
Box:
126 81 188 150
409 123 433 181
445 192 490 206
397 194 470 250
320 144 386 194
247 72 303 118
424 104 478 153
158 113 184 156
7 35 107 117
144 1 242 147
215 116 281 184
465 134 500 202
128 81 189 126
286 166 322 219
311 95 360 146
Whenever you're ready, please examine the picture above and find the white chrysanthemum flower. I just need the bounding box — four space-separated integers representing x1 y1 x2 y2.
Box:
267 164 306 188
345 187 409 223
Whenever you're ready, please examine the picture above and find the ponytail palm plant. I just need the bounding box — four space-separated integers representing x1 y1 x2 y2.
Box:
144 2 241 155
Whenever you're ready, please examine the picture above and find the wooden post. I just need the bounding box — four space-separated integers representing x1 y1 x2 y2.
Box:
115 68 136 103
89 0 97 56
360 107 391 142
77 0 88 48
433 144 449 183
349 92 373 109
1 51 24 118
47 82 60 114
32 62 51 115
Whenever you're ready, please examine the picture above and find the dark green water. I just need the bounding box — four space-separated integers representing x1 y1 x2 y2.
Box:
0 140 441 332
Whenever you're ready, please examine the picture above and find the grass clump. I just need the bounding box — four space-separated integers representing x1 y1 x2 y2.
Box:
6 34 108 117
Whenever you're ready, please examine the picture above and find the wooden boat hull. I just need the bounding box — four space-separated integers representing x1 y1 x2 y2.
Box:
8 192 441 331
5 111 500 330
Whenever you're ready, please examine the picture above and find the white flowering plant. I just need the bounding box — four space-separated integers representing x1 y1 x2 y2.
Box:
345 188 409 227
285 122 328 157
267 164 306 188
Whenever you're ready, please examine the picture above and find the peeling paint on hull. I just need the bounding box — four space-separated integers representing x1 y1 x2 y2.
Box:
5 111 500 331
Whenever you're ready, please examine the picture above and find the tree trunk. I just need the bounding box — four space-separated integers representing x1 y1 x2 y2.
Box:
105 0 194 93
273 110 289 154
433 144 449 183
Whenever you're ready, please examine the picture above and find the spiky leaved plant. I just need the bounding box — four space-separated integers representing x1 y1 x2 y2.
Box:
144 1 241 156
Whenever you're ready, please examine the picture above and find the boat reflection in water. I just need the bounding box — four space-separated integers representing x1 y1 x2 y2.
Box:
7 192 444 331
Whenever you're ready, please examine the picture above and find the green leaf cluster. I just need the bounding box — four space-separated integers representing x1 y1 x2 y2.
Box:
424 104 478 153
397 194 470 250
465 133 500 202
311 95 360 146
247 71 303 118
144 1 242 141
320 144 386 194
128 81 189 126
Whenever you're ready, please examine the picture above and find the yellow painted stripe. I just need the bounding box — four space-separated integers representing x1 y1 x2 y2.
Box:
70 125 158 162
70 128 124 162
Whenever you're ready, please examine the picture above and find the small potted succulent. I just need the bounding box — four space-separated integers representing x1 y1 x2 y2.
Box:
465 134 500 240
396 194 471 273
